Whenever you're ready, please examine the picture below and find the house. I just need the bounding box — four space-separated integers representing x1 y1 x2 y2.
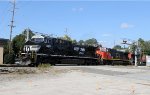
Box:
0 38 9 64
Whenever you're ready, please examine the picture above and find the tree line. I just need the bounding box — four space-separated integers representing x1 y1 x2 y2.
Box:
61 34 100 46
4 28 150 64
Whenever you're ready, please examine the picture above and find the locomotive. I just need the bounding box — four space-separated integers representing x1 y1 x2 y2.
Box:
19 34 135 66
96 47 132 65
20 35 100 66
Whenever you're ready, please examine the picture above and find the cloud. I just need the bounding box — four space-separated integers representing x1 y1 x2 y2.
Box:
79 8 84 11
72 7 84 12
101 33 112 37
72 8 77 11
120 23 134 29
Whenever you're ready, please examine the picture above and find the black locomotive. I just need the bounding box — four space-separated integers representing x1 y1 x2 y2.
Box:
20 35 99 66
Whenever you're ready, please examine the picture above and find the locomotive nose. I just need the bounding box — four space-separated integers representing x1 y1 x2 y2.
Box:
24 46 30 52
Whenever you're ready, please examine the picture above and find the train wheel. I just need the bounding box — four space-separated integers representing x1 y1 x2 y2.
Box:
35 62 40 67
111 61 114 66
101 59 104 65
50 61 56 66
20 59 32 66
35 56 42 67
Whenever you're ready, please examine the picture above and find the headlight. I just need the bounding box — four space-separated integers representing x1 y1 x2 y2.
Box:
30 45 41 52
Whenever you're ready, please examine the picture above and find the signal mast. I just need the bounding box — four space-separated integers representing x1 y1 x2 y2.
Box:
121 38 141 66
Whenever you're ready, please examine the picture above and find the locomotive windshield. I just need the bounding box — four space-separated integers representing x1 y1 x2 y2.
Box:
31 35 44 43
32 38 44 42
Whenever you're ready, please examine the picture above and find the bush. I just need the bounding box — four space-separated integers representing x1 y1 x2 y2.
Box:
37 63 52 72
4 53 15 64
38 63 51 68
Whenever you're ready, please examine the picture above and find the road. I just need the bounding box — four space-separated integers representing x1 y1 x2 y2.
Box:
0 66 150 95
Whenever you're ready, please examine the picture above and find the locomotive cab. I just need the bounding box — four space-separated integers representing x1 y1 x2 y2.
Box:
23 35 54 53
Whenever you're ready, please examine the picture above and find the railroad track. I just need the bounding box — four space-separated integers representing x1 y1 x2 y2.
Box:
0 66 37 74
0 64 29 67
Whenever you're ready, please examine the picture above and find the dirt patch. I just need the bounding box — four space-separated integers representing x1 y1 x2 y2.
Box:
0 67 37 74
0 66 71 84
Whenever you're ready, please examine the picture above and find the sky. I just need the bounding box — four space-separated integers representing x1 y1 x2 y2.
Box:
0 0 150 48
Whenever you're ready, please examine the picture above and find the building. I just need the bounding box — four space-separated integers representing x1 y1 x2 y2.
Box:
0 38 9 64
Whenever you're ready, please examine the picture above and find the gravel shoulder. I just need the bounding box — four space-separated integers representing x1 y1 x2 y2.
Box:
0 66 150 95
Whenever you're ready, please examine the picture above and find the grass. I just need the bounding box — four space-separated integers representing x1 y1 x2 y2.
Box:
37 63 52 72
38 63 51 68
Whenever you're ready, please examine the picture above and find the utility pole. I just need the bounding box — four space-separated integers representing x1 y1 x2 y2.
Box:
8 0 16 54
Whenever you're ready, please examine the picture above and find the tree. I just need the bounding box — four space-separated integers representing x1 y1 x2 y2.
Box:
72 39 77 44
12 28 34 57
138 38 145 51
127 38 150 55
62 35 72 41
12 34 25 56
78 40 85 45
113 45 122 49
61 34 78 44
22 28 35 41
143 41 150 55
4 28 34 64
85 38 98 46
3 42 9 56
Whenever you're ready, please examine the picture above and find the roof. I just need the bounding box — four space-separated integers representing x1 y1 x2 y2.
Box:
0 38 9 45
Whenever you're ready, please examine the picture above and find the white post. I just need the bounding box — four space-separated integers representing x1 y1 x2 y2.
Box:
135 48 137 66
135 41 138 66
